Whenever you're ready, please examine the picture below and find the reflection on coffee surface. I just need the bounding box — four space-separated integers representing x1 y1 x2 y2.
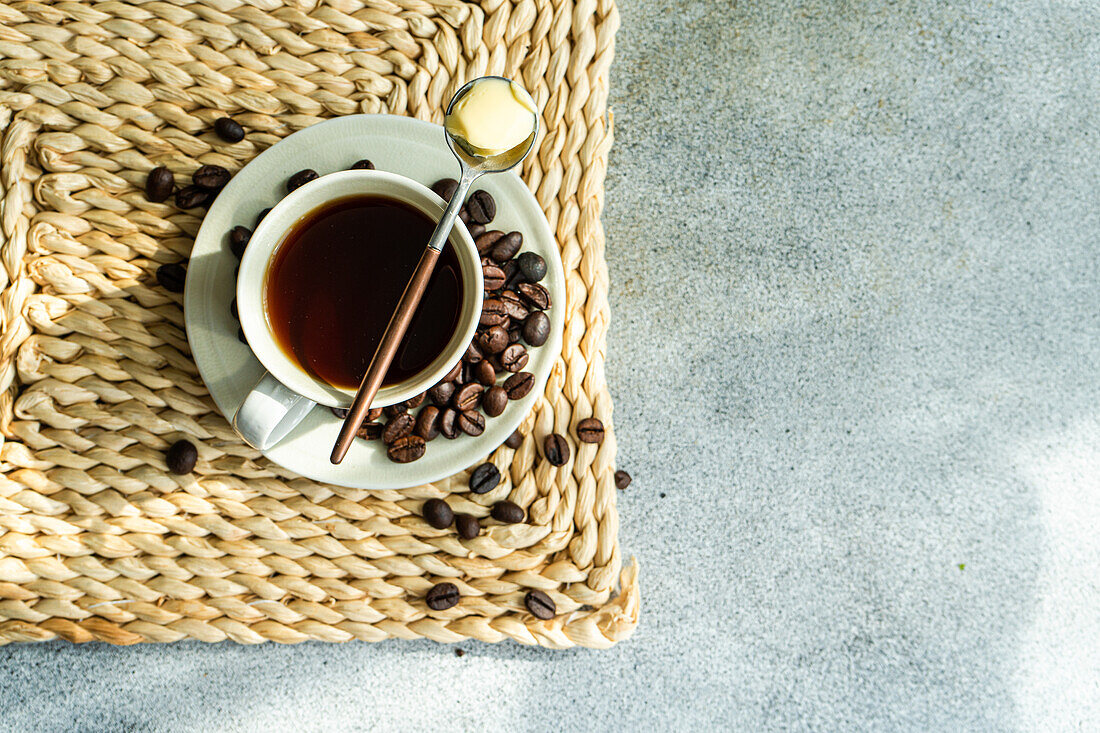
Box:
264 195 462 390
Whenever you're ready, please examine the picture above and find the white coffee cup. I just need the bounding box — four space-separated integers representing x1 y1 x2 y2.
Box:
232 170 483 450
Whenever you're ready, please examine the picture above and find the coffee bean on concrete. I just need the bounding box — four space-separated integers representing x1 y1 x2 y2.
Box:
614 470 632 490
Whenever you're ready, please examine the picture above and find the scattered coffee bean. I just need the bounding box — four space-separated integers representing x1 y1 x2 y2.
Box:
463 341 483 363
387 434 426 462
505 430 523 449
415 405 441 440
459 208 471 224
516 251 547 282
439 408 460 439
175 185 209 209
429 382 456 407
255 207 272 226
479 299 508 328
475 360 496 386
426 582 459 611
456 514 480 540
230 298 238 320
422 498 454 529
331 406 349 419
166 439 198 474
503 371 534 400
193 164 230 190
509 327 522 345
431 178 459 201
145 166 174 202
478 326 509 355
517 282 551 310
468 222 486 238
525 589 556 619
482 386 508 417
214 116 245 143
544 433 570 466
443 361 462 382
491 500 524 524
498 290 529 321
500 343 528 372
458 409 485 436
382 412 415 444
469 462 501 494
229 226 250 258
156 263 186 292
576 417 605 443
466 190 496 224
490 231 522 263
483 263 506 291
501 260 522 289
237 327 247 344
614 470 632 490
523 311 550 346
350 159 374 170
357 422 383 441
475 230 505 256
405 393 425 409
384 402 407 417
453 383 483 411
287 168 319 192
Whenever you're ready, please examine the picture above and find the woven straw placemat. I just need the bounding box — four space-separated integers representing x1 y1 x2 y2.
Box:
0 0 638 648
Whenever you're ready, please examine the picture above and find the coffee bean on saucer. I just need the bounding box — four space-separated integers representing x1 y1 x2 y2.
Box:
193 164 230 190
387 435 425 462
523 311 550 346
443 361 462 382
439 408 459 439
483 264 506 291
614 470 632 490
426 582 459 611
475 360 496 386
490 500 524 524
350 159 374 170
478 326 509 355
576 417 605 444
156 263 186 292
382 412 414 444
287 168 319 192
458 207 471 224
501 260 523 289
508 327 522 345
229 226 251 258
505 430 523 449
456 514 480 540
516 251 546 282
367 407 384 422
237 327 247 344
422 498 453 529
255 207 272 226
453 383 483 411
357 422 383 441
415 405 441 440
429 382 455 407
466 190 496 224
525 589 556 619
480 299 508 328
166 439 198 474
498 291 529 321
463 341 483 363
503 372 534 400
405 393 425 409
145 166 174 202
475 231 505 256
517 282 551 310
500 344 528 372
175 185 209 209
467 222 486 239
482 386 508 417
230 298 238 320
458 409 485 436
431 178 459 201
470 462 500 494
331 406 349 419
544 434 569 466
383 402 407 417
490 232 522 263
214 117 245 143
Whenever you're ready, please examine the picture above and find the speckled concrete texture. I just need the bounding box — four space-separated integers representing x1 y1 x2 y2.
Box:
3 1 1100 730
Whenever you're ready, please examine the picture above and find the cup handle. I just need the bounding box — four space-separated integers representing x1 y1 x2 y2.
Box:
232 372 315 450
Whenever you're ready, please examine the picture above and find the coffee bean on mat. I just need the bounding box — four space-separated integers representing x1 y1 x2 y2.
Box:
192 164 230 190
469 462 500 494
426 582 460 611
456 514 480 540
614 470 632 490
156 263 186 292
229 226 251 258
286 168 319 192
576 417 605 444
490 500 524 524
505 430 523 449
503 372 534 400
175 185 209 209
543 433 569 466
525 589 556 619
214 117 245 143
349 159 374 170
422 498 453 529
145 166 174 202
166 440 197 474
387 435 425 463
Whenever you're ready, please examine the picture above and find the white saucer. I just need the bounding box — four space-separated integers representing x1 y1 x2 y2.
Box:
183 115 564 489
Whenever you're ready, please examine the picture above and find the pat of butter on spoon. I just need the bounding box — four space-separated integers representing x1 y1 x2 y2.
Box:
445 78 538 158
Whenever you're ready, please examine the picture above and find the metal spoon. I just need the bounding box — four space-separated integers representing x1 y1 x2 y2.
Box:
331 76 539 464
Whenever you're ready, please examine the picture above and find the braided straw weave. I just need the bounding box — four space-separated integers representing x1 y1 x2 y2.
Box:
0 0 637 648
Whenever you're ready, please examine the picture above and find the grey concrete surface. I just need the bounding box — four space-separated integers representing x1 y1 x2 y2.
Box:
3 1 1100 730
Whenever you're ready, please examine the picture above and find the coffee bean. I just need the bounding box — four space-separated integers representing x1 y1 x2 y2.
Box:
470 462 501 494
456 514 480 540
614 470 632 490
439 408 460 439
524 589 556 619
466 190 496 224
443 361 462 382
193 164 230 190
237 327 247 344
422 498 454 529
490 500 524 524
431 178 459 201
501 260 522 289
255 207 272 226
479 299 508 328
516 251 547 282
517 282 551 310
544 434 570 466
166 439 198 474
463 341 483 363
383 402 407 417
478 326 509 355
482 386 508 417
350 159 374 170
426 582 460 610
331 406 349 419
509 327 522 345
475 360 496 386
452 383 483 411
498 291 529 322
156 263 186 292
490 231 522 263
367 407 384 421
214 117 245 143
287 168 319 192
467 222 486 238
483 263 506 291
576 417 605 443
429 382 456 407
459 207 471 224
382 412 415 444
475 230 505 256
505 430 523 449
387 434 426 462
523 311 550 347
415 405 441 440
458 409 485 436
175 185 210 209
487 352 505 373
405 393 425 409
145 166 174 202
230 298 238 320
503 371 534 400
229 226 250 258
500 344 528 372
357 422 383 441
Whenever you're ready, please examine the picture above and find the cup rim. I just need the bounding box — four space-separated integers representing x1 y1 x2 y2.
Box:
236 169 483 408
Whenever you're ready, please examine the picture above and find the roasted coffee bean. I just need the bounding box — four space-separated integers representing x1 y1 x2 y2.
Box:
469 462 501 494
482 386 508 417
382 412 415 444
490 500 524 524
255 207 272 226
458 409 485 436
478 326 509 355
463 341 483 363
525 589 556 619
498 290 529 321
475 360 496 386
230 298 238 320
415 405 441 440
429 381 456 407
461 361 476 385
443 361 462 382
523 311 550 346
467 222 486 238
357 422 383 441
387 434 426 463
214 117 245 143
422 498 454 529
425 582 459 610
505 430 523 449
384 402 407 417
166 439 198 474
287 168 319 192
439 408 460 439
501 260 522 289
509 327 522 345
483 263 506 291
193 164 230 190
145 166 174 202
480 299 508 328
349 159 374 170
237 327 247 344
459 207 471 224
500 344 528 372
229 226 251 258
576 417 605 444
503 371 534 400
156 263 186 292
466 190 496 224
518 282 551 310
487 352 505 373
455 514 480 540
405 392 425 409
331 406 349 419
431 178 459 201
490 231 523 263
475 230 505 256
367 407 384 421
544 433 570 466
453 383 483 411
614 470 632 490
175 185 209 209
516 251 547 282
